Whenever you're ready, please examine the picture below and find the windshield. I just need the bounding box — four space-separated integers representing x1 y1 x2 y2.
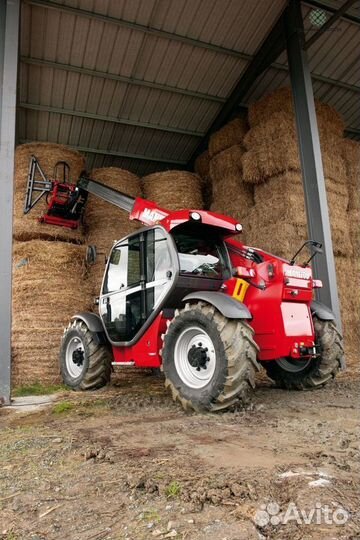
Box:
172 227 228 279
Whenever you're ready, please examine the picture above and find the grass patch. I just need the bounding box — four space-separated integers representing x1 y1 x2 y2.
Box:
12 382 66 397
140 509 161 523
52 401 74 414
165 480 181 498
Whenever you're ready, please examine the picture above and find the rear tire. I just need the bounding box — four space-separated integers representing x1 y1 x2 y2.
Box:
262 317 343 390
161 302 260 412
60 319 112 390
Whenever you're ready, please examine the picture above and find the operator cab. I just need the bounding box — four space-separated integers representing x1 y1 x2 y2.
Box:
99 222 232 346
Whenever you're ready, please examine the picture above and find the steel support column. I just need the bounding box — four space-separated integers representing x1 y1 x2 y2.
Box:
0 0 20 404
285 0 342 335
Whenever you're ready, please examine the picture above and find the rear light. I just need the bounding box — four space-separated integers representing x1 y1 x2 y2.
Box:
235 223 242 232
190 212 201 221
312 279 323 288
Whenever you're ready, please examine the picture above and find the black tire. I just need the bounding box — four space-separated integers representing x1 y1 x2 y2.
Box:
161 301 260 412
60 319 112 390
262 316 343 390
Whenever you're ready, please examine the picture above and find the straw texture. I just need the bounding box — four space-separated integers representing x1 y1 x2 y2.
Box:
12 241 93 385
248 87 344 136
142 171 203 211
209 118 248 157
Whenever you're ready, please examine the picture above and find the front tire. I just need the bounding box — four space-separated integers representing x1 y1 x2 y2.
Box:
60 319 112 390
262 316 343 390
161 302 260 412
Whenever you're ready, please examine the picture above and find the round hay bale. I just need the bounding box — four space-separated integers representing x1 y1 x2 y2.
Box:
209 144 245 181
248 87 344 136
86 167 141 293
194 150 210 179
342 139 360 211
12 240 93 386
13 143 86 243
208 118 248 157
142 171 203 211
210 174 254 222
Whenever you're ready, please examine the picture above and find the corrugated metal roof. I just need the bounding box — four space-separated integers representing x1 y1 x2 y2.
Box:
17 0 360 176
245 3 360 138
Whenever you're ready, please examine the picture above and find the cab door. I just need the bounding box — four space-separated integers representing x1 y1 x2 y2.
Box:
99 227 177 345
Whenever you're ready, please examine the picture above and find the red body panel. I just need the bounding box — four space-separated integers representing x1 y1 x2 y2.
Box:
107 204 318 367
225 237 315 361
112 313 166 368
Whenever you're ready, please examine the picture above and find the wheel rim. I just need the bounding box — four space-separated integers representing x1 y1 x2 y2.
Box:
276 357 311 373
65 336 86 379
174 326 216 389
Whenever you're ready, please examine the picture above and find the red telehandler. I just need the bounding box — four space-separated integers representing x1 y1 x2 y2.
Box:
25 159 344 411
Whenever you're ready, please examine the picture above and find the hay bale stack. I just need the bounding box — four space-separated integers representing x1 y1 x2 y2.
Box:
209 118 248 157
12 241 92 386
86 167 141 292
342 139 360 213
242 123 346 184
335 256 360 372
194 150 210 179
208 119 254 226
13 142 86 243
248 87 344 136
242 207 306 260
252 173 351 257
209 144 245 180
241 88 350 258
142 171 203 210
194 150 212 210
210 174 254 234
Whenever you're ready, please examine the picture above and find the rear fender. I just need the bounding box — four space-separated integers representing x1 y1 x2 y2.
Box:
182 291 252 319
71 312 108 345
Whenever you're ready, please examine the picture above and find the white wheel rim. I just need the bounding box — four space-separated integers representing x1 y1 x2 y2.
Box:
174 326 216 389
65 336 85 379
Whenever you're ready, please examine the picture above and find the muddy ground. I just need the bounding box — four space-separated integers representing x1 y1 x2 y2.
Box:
0 370 359 540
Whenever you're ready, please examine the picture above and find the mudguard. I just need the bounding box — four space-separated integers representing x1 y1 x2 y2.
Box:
311 301 335 321
182 291 252 319
71 312 107 344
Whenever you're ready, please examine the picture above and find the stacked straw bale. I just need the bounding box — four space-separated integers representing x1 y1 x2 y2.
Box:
208 118 253 238
142 171 203 211
209 118 248 157
12 142 92 387
13 143 86 243
242 87 358 369
194 150 212 209
86 167 141 293
248 87 344 137
241 87 350 258
339 139 360 370
12 241 92 386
